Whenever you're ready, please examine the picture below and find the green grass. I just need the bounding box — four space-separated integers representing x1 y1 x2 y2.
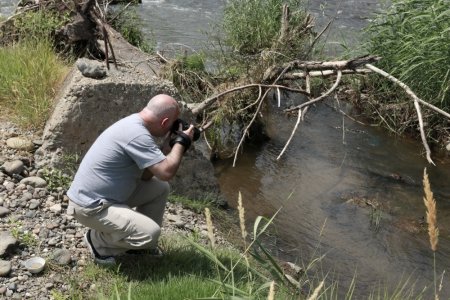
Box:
362 0 450 140
68 234 262 300
221 0 306 55
0 38 69 128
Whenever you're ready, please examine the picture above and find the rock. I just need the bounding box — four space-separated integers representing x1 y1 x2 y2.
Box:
20 177 47 188
0 286 6 294
51 249 72 265
446 142 450 151
29 199 40 210
5 138 34 151
0 207 10 218
49 204 62 213
76 58 107 79
1 160 24 175
0 232 17 256
0 260 11 276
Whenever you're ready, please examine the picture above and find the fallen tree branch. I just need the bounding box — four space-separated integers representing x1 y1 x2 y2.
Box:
365 63 436 165
191 84 308 115
290 68 371 78
276 70 342 159
263 55 381 82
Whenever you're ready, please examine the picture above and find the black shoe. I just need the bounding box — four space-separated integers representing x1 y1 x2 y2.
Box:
126 246 164 257
84 229 116 266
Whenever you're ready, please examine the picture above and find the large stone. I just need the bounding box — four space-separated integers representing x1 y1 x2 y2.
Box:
20 177 47 188
51 249 72 265
6 137 34 151
2 160 24 175
0 232 17 256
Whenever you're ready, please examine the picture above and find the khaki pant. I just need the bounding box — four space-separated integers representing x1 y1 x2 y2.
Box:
68 178 169 257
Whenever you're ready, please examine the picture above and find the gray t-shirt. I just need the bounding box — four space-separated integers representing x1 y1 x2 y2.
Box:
67 114 166 207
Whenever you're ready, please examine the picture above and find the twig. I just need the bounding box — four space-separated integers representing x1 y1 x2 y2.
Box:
285 70 342 113
109 1 132 23
237 85 262 113
306 20 332 57
156 51 169 63
232 94 266 167
191 84 308 115
365 64 436 165
277 108 302 160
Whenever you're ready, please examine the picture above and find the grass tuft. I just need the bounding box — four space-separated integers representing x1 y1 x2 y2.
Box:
0 38 69 128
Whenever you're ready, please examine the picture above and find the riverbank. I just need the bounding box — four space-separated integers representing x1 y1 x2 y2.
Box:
0 120 234 299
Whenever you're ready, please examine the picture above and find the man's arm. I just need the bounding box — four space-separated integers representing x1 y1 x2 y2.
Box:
147 125 194 181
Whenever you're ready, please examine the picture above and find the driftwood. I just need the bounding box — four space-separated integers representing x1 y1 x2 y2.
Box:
193 55 449 166
262 55 381 82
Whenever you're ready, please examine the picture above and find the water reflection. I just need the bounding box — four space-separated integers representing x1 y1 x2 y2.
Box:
215 97 450 297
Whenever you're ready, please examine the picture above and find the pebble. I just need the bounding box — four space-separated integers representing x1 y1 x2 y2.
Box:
0 260 11 276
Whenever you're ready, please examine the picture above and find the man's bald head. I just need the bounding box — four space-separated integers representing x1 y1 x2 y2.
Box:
146 94 179 119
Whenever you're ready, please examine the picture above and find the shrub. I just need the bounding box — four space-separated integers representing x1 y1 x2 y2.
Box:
221 0 307 55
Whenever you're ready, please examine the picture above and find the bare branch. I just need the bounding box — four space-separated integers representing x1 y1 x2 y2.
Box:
285 70 342 113
277 108 302 160
365 64 437 165
191 84 308 115
263 55 380 82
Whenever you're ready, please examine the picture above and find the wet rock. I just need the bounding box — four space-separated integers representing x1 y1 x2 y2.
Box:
20 177 47 188
0 260 11 276
6 138 34 151
2 160 24 175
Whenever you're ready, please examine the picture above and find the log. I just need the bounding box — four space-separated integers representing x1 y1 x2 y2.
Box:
263 55 381 82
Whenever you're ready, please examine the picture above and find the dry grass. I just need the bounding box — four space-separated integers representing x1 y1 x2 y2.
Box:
238 191 248 241
204 207 215 248
423 167 439 252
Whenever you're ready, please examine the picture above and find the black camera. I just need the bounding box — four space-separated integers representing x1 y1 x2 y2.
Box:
171 119 201 141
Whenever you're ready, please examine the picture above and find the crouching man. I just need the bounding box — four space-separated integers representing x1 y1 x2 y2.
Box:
67 94 194 265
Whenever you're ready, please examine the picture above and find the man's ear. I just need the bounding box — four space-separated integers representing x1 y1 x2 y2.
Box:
161 117 169 128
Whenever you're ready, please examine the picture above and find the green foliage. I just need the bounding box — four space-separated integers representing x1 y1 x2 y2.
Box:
0 38 69 128
168 194 214 213
221 0 306 55
364 0 450 108
41 168 73 192
108 7 154 53
9 219 38 247
182 53 205 71
13 9 70 42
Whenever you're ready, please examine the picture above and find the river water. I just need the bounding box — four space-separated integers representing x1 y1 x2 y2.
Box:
3 0 450 297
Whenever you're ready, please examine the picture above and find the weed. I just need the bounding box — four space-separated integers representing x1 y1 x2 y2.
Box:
9 219 38 248
41 168 73 192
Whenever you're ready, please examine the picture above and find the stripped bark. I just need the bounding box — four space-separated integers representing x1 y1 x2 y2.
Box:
262 55 380 82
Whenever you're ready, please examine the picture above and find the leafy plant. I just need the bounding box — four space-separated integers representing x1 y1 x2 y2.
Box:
13 9 70 42
41 168 73 192
10 219 38 247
